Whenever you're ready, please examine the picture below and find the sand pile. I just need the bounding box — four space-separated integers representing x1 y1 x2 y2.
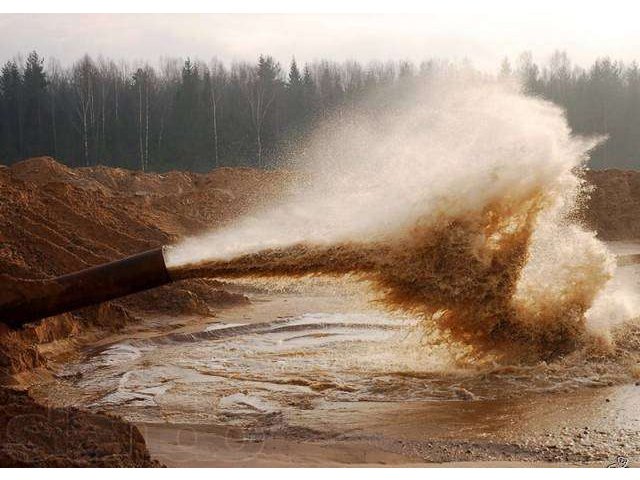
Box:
1 157 290 279
0 156 287 378
0 387 159 467
583 169 640 240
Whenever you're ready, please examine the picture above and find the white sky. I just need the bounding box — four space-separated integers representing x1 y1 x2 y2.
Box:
1 7 640 72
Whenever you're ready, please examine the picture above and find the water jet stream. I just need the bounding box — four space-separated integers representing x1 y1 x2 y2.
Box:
2 78 635 361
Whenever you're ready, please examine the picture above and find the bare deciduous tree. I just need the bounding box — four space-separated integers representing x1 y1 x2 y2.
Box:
72 55 95 166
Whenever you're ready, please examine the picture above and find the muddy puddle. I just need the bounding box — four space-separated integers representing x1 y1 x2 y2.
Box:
26 243 640 466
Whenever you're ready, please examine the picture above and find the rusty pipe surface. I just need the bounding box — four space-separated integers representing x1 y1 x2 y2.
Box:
0 247 172 329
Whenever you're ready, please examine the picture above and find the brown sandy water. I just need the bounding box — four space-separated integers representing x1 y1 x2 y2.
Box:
169 199 599 363
27 243 640 466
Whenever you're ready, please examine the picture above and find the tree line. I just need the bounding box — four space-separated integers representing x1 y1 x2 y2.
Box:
1 50 640 171
509 51 640 169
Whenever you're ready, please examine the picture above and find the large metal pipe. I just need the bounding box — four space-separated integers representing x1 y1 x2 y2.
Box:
0 247 172 329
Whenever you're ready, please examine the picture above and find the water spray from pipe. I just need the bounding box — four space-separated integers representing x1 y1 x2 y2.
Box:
1 77 634 360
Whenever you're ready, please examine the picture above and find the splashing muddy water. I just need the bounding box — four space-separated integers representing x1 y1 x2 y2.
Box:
27 79 640 466
166 78 629 360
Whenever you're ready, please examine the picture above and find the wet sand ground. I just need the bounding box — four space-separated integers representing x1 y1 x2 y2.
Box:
27 290 640 467
137 384 640 467
25 243 640 467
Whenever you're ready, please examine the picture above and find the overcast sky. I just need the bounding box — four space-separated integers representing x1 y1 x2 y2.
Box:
1 11 640 72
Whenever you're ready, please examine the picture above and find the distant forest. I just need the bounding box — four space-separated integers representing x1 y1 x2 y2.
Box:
0 50 639 171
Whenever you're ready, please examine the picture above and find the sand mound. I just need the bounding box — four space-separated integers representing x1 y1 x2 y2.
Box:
0 387 159 467
583 169 640 240
0 157 287 379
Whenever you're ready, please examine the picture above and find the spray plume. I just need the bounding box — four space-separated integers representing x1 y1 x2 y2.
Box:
166 77 627 361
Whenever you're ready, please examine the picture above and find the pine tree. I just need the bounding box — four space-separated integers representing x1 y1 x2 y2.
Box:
499 57 512 79
286 58 305 130
0 60 24 160
171 58 202 169
288 58 302 88
23 51 48 156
